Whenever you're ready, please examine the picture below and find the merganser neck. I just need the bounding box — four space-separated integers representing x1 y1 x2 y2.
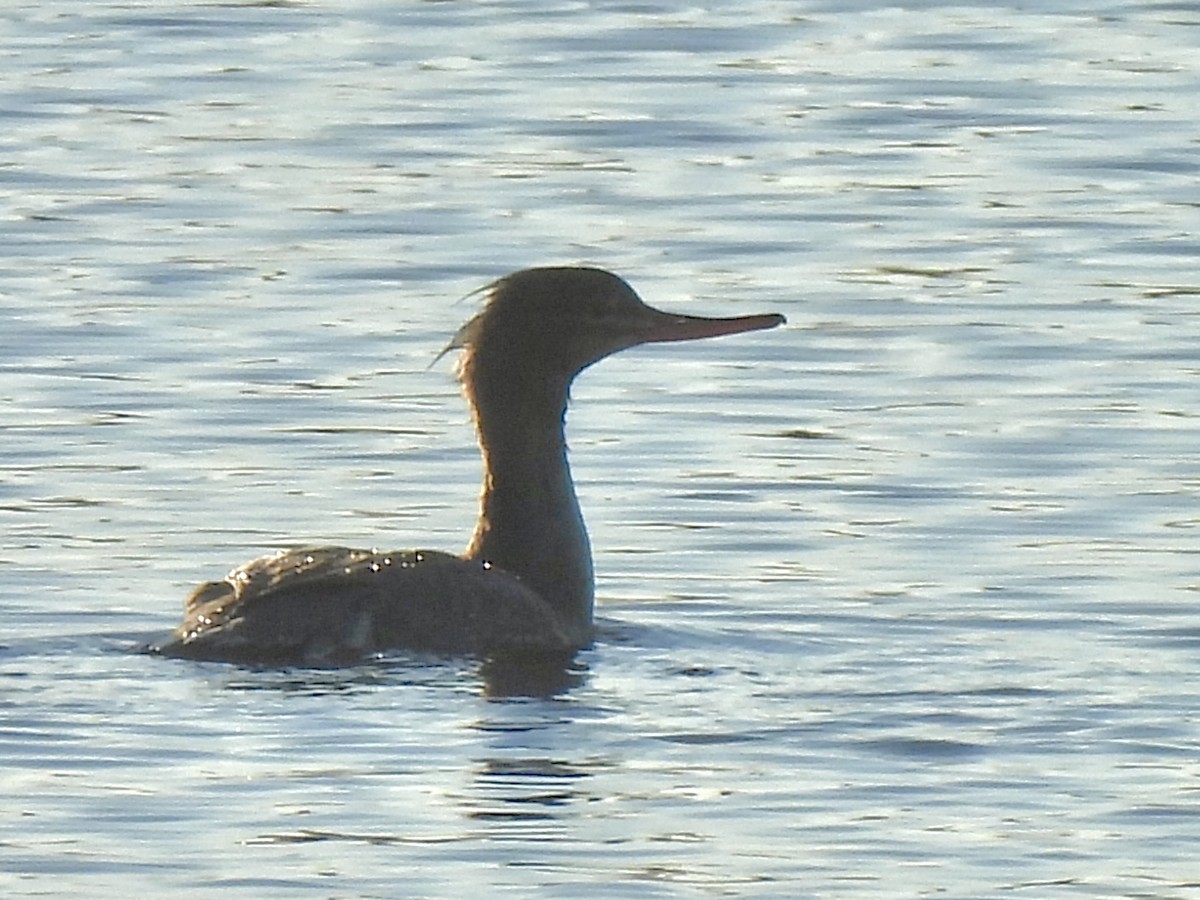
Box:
461 358 593 645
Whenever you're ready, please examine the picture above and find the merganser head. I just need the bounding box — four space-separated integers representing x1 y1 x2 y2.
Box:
446 267 785 388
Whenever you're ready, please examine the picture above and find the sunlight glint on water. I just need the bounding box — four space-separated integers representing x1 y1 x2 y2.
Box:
2 2 1198 897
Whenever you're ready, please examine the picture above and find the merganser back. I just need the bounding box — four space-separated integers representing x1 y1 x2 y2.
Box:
155 267 784 665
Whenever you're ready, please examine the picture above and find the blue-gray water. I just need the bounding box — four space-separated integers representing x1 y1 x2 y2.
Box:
3 2 1198 897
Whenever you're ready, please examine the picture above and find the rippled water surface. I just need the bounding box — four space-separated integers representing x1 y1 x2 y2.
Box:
3 1 1199 897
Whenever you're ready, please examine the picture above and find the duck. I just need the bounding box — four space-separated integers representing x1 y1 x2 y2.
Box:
154 267 784 665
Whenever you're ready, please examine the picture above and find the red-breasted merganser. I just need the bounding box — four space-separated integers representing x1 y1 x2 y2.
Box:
155 267 784 665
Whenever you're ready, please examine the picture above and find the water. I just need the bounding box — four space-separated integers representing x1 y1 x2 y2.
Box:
3 1 1199 896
